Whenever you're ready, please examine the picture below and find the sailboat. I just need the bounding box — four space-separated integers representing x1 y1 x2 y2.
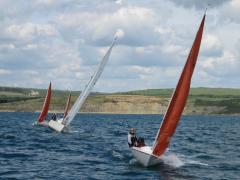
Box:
48 37 117 132
36 82 52 127
130 13 206 167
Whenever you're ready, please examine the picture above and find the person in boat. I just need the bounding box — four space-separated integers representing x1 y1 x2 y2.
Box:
136 137 145 147
128 128 146 147
128 128 138 147
52 113 57 121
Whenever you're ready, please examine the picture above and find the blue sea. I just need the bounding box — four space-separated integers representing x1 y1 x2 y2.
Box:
0 112 239 179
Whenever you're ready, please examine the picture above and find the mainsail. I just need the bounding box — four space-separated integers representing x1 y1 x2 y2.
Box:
152 14 206 156
63 93 71 118
63 38 117 126
37 82 52 123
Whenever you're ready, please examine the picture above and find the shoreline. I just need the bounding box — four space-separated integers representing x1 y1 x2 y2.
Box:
0 87 239 115
0 110 239 116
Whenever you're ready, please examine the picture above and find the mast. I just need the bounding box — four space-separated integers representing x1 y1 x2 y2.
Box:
37 82 52 123
63 38 117 126
152 14 206 156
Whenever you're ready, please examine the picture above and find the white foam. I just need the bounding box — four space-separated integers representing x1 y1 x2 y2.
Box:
129 158 138 165
161 153 184 168
112 150 124 160
184 159 208 166
62 127 80 134
178 154 209 166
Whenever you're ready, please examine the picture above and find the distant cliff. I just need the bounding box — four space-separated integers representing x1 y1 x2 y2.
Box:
0 86 239 114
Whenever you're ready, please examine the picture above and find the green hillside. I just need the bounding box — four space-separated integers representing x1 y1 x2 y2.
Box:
0 86 239 114
120 88 240 114
119 87 240 97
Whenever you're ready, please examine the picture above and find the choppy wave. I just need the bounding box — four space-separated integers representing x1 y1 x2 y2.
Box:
0 112 239 179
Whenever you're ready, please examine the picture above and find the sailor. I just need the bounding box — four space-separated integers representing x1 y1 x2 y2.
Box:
128 128 138 147
52 113 57 121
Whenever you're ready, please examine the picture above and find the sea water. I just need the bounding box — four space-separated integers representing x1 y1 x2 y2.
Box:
0 112 239 179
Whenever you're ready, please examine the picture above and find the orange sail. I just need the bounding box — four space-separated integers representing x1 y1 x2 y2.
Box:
153 14 206 156
37 82 52 123
63 93 71 118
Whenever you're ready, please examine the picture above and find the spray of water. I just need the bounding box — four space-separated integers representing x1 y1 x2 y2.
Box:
161 153 184 168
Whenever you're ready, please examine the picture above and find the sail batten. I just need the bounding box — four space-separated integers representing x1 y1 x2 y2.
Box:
63 38 117 126
37 82 52 123
152 14 206 156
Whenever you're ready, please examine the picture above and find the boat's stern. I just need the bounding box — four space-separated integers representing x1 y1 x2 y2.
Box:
48 119 65 132
131 146 162 167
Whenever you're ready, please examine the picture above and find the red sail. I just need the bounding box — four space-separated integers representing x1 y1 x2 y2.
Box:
63 93 71 118
153 14 206 156
37 82 52 123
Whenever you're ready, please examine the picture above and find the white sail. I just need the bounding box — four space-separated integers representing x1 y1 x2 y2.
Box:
63 38 117 126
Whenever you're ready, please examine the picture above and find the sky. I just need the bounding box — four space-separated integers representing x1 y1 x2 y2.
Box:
0 0 239 92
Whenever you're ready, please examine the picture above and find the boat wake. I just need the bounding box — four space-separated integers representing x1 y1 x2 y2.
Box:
183 158 208 166
111 150 125 160
62 127 81 134
177 154 209 166
129 153 207 168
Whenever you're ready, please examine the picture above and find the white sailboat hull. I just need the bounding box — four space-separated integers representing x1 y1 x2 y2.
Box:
48 119 65 132
131 146 163 167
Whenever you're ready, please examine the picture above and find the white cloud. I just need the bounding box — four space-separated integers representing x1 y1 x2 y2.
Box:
58 6 160 46
130 66 152 74
0 44 15 50
0 0 239 91
115 29 125 39
201 51 239 76
115 0 124 5
168 0 231 10
34 0 58 6
0 69 11 75
220 0 240 23
161 44 183 54
201 34 223 57
5 23 58 41
230 0 240 8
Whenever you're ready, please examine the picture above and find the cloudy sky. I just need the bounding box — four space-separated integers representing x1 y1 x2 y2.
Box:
0 0 239 92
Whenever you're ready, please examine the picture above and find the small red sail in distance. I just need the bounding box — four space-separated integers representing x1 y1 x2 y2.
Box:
63 93 71 118
37 82 52 123
152 14 206 156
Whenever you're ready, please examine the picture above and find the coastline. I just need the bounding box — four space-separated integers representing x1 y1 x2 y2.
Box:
0 87 239 115
0 110 239 116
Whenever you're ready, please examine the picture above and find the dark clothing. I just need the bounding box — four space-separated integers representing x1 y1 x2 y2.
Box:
136 137 145 147
52 114 57 121
128 132 137 147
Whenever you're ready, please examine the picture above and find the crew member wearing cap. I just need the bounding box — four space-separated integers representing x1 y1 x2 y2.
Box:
128 128 138 147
